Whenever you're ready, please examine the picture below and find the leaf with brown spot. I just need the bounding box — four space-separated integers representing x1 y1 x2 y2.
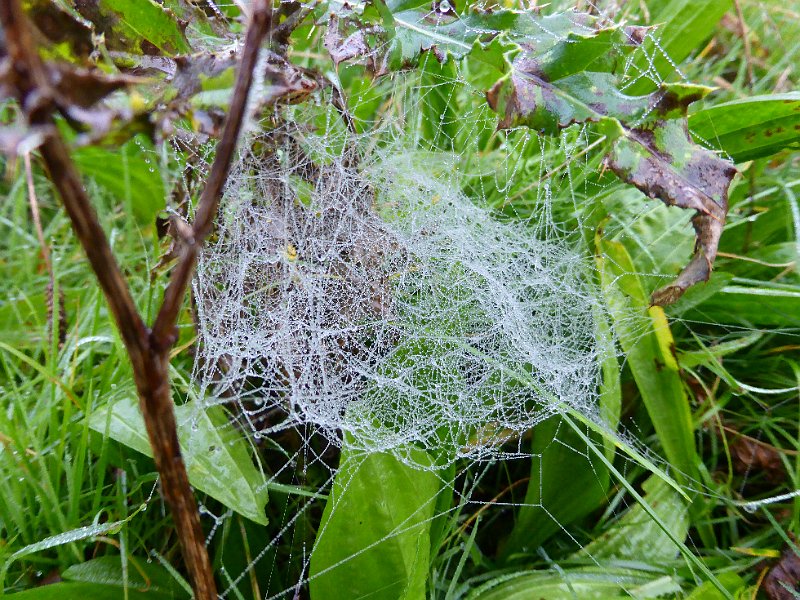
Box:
47 64 144 108
689 92 800 162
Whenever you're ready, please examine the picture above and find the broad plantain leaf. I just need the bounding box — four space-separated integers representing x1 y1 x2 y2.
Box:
468 566 681 600
6 582 178 599
476 477 689 599
575 475 689 562
309 447 440 600
88 396 269 525
500 414 612 558
62 556 188 597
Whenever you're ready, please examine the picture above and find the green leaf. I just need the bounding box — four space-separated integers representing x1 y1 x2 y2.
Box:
73 0 192 55
595 234 707 519
685 572 745 599
73 138 165 226
463 36 516 91
499 308 623 557
418 57 458 151
6 582 178 599
334 7 603 74
576 475 689 562
689 93 800 162
309 447 440 600
62 556 188 597
1 520 128 588
595 234 695 472
468 566 681 600
501 415 612 557
677 331 763 369
0 291 47 349
683 280 800 327
88 397 269 525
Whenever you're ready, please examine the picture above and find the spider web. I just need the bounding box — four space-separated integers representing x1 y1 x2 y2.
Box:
168 2 792 598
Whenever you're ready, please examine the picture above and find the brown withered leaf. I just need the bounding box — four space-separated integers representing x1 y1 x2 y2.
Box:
45 65 148 142
24 0 95 59
324 14 370 67
764 546 800 600
0 53 145 143
726 431 786 485
607 120 736 306
47 64 144 109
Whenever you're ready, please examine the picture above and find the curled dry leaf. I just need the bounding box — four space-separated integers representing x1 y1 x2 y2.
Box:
608 120 736 306
764 546 800 600
47 64 144 109
1 42 145 139
725 430 786 485
325 14 370 67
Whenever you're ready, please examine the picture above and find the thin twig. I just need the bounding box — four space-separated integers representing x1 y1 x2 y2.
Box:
733 0 755 88
1 1 274 598
25 152 64 346
151 0 273 347
23 153 52 276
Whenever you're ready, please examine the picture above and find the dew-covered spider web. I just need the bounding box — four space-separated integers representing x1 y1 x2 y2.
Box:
156 2 797 597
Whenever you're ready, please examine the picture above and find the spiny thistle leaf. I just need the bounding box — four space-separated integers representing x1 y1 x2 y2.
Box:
484 19 735 305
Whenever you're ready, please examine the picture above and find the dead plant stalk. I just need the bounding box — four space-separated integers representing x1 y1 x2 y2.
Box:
0 1 274 597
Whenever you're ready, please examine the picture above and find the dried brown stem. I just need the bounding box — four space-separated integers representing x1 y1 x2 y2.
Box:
151 0 273 347
23 152 52 276
1 1 273 598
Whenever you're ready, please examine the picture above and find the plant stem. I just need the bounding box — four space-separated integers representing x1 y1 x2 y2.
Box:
0 1 273 597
